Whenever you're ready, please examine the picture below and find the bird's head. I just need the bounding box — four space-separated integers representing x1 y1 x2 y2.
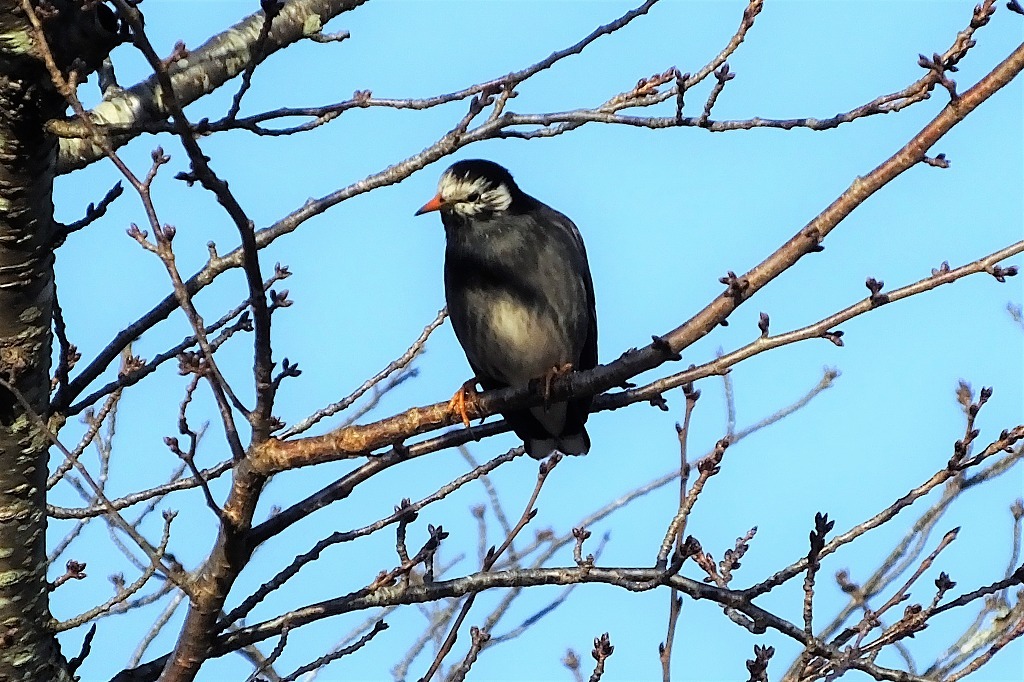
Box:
415 160 518 219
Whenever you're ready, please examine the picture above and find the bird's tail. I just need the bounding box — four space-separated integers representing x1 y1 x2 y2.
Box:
525 426 590 460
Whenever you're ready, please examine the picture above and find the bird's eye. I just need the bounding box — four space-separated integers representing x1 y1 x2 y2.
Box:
466 191 481 203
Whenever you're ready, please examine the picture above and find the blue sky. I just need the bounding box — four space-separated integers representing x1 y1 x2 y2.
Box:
50 1 1022 680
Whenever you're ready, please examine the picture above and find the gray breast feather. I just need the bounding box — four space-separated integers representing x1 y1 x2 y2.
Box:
460 288 581 385
444 202 593 386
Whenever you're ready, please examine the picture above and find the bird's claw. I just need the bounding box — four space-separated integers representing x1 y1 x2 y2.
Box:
448 379 481 429
541 363 574 407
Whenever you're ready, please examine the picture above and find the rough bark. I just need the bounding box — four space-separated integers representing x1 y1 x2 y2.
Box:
0 2 115 678
56 0 368 174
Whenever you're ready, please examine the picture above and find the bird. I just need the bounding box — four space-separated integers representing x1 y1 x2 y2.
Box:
415 159 598 459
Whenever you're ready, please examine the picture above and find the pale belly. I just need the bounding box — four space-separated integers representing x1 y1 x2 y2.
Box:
467 293 574 386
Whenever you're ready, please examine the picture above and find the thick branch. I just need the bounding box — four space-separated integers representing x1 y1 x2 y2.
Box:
250 42 1024 474
55 0 370 172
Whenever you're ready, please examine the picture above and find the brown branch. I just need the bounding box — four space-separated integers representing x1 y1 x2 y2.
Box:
697 63 735 126
442 374 827 664
114 0 276 443
220 448 521 629
460 446 516 550
224 2 281 122
945 613 1024 682
280 308 447 437
55 512 175 632
656 437 729 568
2 377 191 594
127 211 248 461
49 460 231 520
50 284 79 397
484 534 610 648
52 181 124 246
588 633 614 682
932 565 1024 617
48 387 121 490
253 368 832 568
748 426 1024 600
116 370 905 682
202 564 921 682
279 620 388 682
796 531 962 681
746 644 774 682
238 220 1016 485
250 39 1024 474
865 528 960 628
445 626 490 682
67 624 97 678
611 240 1023 410
497 1 996 141
59 0 975 416
242 624 288 682
55 0 373 171
128 591 187 668
563 649 585 682
659 382 698 682
60 264 287 416
807 433 1023 658
418 456 560 681
803 514 835 634
167 376 221 517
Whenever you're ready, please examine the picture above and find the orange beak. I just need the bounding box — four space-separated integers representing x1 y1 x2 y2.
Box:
415 193 445 216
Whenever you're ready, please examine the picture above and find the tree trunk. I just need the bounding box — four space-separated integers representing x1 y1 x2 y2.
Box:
0 10 68 678
0 2 115 678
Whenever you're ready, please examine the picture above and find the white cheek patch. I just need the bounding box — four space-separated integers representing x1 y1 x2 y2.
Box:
480 186 512 212
438 174 512 216
437 173 473 201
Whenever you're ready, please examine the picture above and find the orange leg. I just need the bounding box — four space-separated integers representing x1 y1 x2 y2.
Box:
541 363 574 406
448 379 482 428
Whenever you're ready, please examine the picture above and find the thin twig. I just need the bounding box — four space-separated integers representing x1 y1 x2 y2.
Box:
281 308 446 437
417 456 561 681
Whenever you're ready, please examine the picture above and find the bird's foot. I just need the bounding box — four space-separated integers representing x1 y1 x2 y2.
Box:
448 379 482 429
541 363 574 407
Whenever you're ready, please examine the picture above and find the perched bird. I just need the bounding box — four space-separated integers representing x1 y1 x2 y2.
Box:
416 159 598 459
